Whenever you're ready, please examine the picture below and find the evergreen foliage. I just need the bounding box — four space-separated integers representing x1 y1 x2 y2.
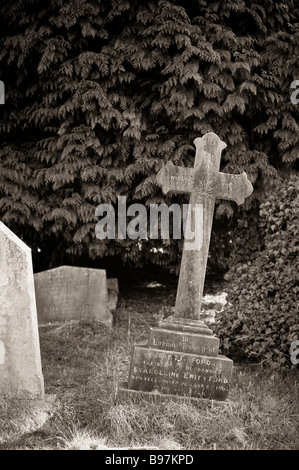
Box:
214 175 299 368
0 0 298 272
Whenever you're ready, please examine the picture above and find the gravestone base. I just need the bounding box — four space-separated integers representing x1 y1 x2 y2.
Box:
148 316 219 356
119 318 233 403
157 316 215 335
117 383 230 407
9 393 56 413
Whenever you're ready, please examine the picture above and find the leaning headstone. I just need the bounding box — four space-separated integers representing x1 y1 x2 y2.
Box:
119 133 253 403
34 266 113 325
0 221 44 399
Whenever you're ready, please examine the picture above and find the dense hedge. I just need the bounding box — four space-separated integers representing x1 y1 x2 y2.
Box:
214 175 299 368
0 0 298 272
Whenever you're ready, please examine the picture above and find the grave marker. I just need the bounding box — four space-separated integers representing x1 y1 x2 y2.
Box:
0 221 44 399
119 133 253 402
34 266 113 324
157 132 252 320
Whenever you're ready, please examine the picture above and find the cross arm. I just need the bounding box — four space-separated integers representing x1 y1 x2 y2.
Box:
216 172 253 205
156 161 194 195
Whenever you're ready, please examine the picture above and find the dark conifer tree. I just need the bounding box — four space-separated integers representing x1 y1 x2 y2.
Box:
0 0 298 273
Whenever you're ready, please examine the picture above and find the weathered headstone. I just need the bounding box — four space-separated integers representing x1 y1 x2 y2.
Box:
119 133 253 403
0 221 44 399
34 266 113 324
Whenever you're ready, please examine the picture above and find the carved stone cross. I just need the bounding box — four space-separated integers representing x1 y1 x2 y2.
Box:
156 132 253 321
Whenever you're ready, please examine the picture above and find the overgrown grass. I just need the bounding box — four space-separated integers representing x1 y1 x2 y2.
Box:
0 282 298 450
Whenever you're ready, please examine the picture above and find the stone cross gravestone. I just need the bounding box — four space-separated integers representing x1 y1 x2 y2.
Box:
34 266 113 325
0 221 45 399
157 133 252 321
119 133 253 403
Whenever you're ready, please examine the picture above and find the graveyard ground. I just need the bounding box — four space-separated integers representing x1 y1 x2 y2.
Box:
0 279 298 450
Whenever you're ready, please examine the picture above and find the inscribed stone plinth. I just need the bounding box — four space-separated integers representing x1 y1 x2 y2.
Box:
122 320 233 401
128 347 232 401
119 133 253 403
34 266 113 324
0 222 44 399
148 327 219 356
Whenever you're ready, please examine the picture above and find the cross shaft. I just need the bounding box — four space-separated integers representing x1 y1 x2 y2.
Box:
156 132 253 321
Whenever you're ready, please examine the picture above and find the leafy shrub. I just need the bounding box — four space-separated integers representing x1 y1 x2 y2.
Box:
214 175 299 368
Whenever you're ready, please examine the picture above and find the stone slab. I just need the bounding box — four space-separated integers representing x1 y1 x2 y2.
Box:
148 327 219 356
158 316 214 335
10 393 56 410
0 221 44 399
128 346 233 401
34 266 112 324
118 382 230 407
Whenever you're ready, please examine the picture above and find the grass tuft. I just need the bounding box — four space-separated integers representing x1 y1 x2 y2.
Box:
0 283 298 449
